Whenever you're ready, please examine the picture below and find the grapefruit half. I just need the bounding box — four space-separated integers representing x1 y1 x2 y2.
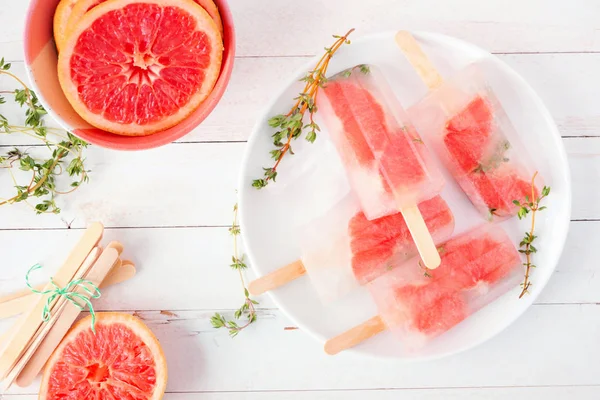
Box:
40 312 167 400
57 0 223 136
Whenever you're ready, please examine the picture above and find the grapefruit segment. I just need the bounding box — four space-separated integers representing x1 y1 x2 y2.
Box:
395 282 468 335
443 96 494 173
323 78 427 187
349 210 409 254
432 226 521 290
465 164 536 217
40 312 167 400
57 0 223 136
321 80 376 165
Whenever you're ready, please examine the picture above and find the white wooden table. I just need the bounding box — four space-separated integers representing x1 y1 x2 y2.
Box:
1 0 599 398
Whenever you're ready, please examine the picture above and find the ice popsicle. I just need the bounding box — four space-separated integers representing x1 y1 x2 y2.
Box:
395 31 540 220
319 64 446 268
248 195 455 302
324 224 522 355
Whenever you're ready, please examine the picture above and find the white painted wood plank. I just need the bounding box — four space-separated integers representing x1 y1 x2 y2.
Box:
5 386 600 399
3 304 600 394
536 221 600 304
169 387 600 400
2 53 598 148
0 218 596 315
566 138 600 220
0 227 277 311
0 143 243 229
0 137 595 230
2 0 599 59
0 1 28 61
0 59 301 145
231 0 600 55
499 54 600 138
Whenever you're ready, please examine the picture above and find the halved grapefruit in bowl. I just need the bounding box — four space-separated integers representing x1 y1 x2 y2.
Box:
24 0 235 150
39 312 167 399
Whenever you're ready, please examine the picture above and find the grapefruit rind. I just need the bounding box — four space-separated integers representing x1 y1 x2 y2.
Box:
64 0 223 42
39 312 167 400
57 0 224 136
195 0 224 36
64 0 105 47
53 0 78 52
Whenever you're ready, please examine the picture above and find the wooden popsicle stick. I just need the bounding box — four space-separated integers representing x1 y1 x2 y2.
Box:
394 32 443 269
15 247 119 388
100 261 136 288
0 296 34 320
248 260 306 296
0 222 104 380
394 31 443 90
400 204 441 269
108 241 124 255
0 287 35 305
1 246 102 389
109 258 122 277
324 315 387 355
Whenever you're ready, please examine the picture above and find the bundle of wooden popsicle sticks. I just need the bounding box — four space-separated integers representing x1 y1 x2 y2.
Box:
0 222 136 389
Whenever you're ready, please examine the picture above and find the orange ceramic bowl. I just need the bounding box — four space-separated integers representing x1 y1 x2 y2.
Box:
24 0 235 151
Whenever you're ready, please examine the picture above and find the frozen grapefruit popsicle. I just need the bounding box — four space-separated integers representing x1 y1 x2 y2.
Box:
248 195 454 302
396 31 540 220
319 64 445 268
324 224 522 355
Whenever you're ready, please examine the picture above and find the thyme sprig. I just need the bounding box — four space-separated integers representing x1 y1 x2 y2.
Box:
211 204 259 337
0 57 89 214
513 172 550 298
252 29 355 189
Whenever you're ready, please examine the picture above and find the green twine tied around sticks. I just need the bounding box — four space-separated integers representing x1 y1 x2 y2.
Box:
25 264 101 333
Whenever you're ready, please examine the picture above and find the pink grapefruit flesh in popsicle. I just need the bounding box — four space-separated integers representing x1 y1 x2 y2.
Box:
321 80 376 165
431 227 521 290
395 282 468 335
467 165 536 217
349 195 454 285
443 96 494 173
323 79 427 189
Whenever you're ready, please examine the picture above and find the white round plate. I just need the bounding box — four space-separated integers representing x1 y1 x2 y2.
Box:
239 31 571 360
